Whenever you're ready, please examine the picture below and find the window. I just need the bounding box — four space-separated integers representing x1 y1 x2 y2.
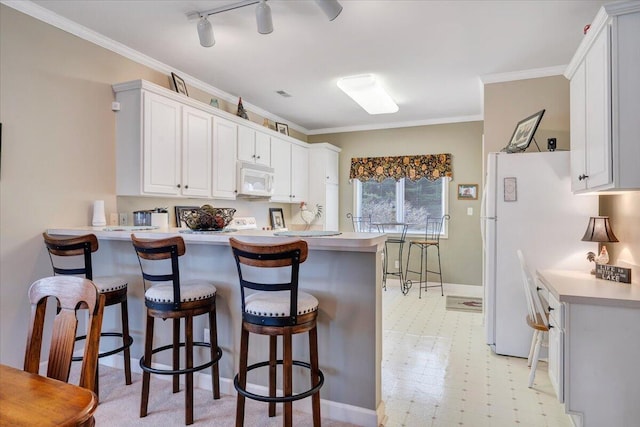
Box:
354 178 449 235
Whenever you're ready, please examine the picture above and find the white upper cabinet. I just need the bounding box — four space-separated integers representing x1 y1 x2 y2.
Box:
307 143 341 230
290 143 309 204
181 105 212 197
566 3 640 192
212 117 238 200
271 137 309 203
238 126 271 167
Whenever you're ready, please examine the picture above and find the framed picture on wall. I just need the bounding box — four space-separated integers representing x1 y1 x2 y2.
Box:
269 208 286 230
275 122 289 136
171 72 188 96
457 184 478 200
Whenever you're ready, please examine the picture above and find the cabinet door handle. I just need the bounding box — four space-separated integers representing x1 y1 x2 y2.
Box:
184 185 189 189
177 184 181 188
548 306 554 312
548 324 554 329
257 155 261 159
578 174 589 181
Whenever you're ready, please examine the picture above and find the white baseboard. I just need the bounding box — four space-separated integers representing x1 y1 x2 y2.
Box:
100 355 381 427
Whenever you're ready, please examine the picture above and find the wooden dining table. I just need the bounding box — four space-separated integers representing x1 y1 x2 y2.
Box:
0 364 97 426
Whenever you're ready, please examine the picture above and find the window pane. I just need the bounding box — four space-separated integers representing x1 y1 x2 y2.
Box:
361 179 397 223
404 179 444 226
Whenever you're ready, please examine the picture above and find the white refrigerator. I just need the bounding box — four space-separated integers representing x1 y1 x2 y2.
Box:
482 151 597 358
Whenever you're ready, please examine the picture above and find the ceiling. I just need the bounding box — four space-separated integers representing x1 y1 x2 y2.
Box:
23 0 609 134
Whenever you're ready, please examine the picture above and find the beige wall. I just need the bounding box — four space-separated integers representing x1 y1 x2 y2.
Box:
309 122 484 286
599 193 640 281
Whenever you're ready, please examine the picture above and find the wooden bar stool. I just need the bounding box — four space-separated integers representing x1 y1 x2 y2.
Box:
42 232 133 396
131 234 222 426
229 238 324 427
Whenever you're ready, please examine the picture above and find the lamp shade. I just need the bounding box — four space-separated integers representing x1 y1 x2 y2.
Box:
315 0 343 21
255 0 273 34
581 216 619 242
197 16 215 47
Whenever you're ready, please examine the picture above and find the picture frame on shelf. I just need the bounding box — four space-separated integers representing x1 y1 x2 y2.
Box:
457 184 478 200
502 109 545 153
269 208 286 230
174 206 198 228
275 122 289 136
171 72 188 96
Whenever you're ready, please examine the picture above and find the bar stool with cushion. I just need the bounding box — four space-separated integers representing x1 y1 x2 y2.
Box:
229 237 324 427
131 234 222 425
404 215 450 298
42 232 132 395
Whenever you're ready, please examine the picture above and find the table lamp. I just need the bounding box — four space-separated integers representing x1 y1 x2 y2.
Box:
581 216 619 274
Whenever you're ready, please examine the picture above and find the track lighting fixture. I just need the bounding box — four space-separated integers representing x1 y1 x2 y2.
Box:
189 0 342 47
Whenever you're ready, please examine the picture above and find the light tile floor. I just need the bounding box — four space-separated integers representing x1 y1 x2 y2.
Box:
382 281 572 427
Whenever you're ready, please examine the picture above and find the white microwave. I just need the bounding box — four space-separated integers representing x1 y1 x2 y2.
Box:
236 161 274 198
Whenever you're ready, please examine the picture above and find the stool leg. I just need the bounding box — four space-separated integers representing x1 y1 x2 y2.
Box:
419 245 426 299
140 313 154 418
185 315 194 425
309 325 321 427
236 325 249 427
436 244 443 296
173 318 180 393
283 330 293 427
269 335 277 417
208 309 220 399
121 299 132 385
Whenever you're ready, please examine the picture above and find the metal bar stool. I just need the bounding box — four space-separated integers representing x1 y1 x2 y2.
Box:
131 235 222 425
347 213 372 232
404 215 450 297
42 232 133 397
229 238 324 427
374 222 409 293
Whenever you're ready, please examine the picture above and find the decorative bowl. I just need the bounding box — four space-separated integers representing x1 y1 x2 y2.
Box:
181 205 236 231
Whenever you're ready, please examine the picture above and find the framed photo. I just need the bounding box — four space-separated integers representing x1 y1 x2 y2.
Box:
171 72 188 96
269 208 285 230
174 206 198 228
503 109 545 153
275 122 289 136
504 177 517 202
457 184 478 200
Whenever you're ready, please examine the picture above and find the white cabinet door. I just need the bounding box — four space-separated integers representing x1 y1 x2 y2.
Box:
212 117 238 199
254 131 271 167
290 143 308 203
325 183 339 230
584 27 612 190
325 149 339 184
570 62 587 192
271 137 292 202
143 92 181 195
181 106 212 197
548 314 564 403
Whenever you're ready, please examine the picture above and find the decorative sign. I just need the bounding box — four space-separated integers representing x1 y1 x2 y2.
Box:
595 264 632 284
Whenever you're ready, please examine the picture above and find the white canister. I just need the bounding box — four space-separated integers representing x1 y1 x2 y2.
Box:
151 212 169 229
92 200 106 227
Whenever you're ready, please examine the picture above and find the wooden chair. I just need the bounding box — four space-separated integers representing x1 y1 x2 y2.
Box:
24 276 105 393
405 215 450 297
517 249 549 388
131 234 222 426
347 213 372 232
42 232 133 396
229 238 324 427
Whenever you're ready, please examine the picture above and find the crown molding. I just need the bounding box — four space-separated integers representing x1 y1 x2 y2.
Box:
307 115 484 135
0 0 310 135
480 65 567 85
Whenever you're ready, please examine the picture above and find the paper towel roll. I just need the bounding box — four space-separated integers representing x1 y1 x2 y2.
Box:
92 200 106 227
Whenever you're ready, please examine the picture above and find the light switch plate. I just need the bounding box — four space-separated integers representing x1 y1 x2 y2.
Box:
467 207 473 216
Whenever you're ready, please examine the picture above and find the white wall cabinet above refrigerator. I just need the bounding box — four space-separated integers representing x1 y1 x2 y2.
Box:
306 143 341 231
565 2 640 193
237 126 271 167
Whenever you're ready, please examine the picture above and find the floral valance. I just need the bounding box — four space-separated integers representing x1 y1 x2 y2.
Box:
349 153 452 182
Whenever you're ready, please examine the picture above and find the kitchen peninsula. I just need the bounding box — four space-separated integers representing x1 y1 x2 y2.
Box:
47 227 387 426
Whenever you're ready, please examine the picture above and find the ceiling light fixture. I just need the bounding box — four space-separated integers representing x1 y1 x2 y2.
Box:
337 74 399 115
197 16 215 47
189 0 342 47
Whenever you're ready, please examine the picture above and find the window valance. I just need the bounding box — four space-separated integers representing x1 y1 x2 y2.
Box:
349 153 452 182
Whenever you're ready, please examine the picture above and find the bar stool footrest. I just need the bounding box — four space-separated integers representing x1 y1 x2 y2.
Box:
72 332 133 362
139 342 223 376
234 360 324 403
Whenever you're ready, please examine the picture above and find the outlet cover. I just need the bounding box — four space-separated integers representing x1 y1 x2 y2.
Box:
119 213 127 226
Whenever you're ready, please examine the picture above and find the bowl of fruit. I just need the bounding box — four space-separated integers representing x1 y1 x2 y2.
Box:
181 205 236 231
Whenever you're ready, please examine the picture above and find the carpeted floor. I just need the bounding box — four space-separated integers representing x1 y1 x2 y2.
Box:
445 295 483 313
71 365 357 426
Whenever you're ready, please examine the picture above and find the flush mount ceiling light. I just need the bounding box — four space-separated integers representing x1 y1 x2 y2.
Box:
337 74 399 115
189 0 342 47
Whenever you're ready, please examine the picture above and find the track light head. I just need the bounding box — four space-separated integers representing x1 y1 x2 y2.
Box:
315 0 343 21
255 0 273 34
197 16 215 47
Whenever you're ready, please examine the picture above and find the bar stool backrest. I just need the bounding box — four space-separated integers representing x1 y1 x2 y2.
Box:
424 214 450 244
42 233 99 280
131 234 186 310
229 238 308 327
347 213 372 232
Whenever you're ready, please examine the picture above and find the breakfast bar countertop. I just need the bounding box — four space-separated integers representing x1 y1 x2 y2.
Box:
47 227 387 253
